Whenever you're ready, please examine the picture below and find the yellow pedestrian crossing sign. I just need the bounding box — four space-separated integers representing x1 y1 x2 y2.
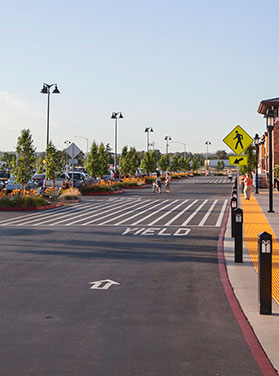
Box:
223 125 253 155
229 156 248 166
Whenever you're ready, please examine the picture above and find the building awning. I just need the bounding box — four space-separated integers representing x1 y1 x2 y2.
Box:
258 97 279 115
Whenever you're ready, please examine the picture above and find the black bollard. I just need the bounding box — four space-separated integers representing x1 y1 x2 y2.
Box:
234 208 243 263
258 232 272 315
231 197 237 238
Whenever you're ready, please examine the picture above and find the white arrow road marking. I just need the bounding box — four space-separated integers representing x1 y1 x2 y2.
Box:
88 279 120 290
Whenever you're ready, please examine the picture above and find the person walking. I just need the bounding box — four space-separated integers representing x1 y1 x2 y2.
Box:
244 173 253 200
165 172 171 193
155 170 162 193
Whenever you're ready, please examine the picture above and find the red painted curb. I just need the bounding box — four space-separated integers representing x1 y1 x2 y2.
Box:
121 185 149 189
218 203 277 375
82 190 125 196
0 202 65 211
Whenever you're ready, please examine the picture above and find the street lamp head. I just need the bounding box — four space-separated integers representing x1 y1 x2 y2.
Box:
52 85 60 94
40 84 48 94
145 127 149 132
150 127 153 132
254 133 260 146
111 112 117 119
119 112 124 119
266 107 274 129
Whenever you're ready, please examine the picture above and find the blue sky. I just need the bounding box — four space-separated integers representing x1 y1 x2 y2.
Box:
0 0 278 155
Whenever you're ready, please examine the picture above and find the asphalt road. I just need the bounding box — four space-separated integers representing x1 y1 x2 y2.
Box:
0 176 263 375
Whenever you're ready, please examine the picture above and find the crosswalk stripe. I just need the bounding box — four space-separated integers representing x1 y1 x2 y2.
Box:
71 199 138 226
97 199 156 226
215 199 228 226
131 200 178 226
0 203 85 226
198 199 218 226
164 199 198 226
115 199 170 226
181 200 208 226
147 199 189 226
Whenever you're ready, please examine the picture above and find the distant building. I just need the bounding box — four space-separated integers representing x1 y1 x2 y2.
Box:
205 159 230 168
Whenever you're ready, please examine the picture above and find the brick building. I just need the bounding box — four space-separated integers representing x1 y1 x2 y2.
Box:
257 98 279 176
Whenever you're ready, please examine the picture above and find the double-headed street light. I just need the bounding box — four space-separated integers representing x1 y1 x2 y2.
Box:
144 127 153 152
164 136 171 154
40 83 60 148
111 112 123 171
254 133 260 194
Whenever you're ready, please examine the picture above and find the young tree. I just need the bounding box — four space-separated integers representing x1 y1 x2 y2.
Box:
0 152 16 170
171 155 180 172
119 146 130 176
159 154 170 172
45 141 62 189
140 151 157 175
127 147 139 175
216 160 225 171
14 129 36 189
191 157 200 171
98 142 110 178
37 155 45 174
85 141 100 178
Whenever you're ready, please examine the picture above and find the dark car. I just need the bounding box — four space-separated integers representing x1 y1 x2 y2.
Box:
67 172 86 187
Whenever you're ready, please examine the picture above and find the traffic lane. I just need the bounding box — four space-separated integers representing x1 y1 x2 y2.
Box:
0 226 262 376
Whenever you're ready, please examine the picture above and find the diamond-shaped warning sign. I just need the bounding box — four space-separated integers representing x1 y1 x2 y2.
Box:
223 125 253 156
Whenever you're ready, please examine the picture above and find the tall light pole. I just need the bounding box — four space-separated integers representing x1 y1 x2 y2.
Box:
144 127 153 152
165 136 171 154
171 141 186 159
205 141 211 169
40 83 60 148
254 133 260 194
111 112 123 171
75 136 89 156
266 108 275 213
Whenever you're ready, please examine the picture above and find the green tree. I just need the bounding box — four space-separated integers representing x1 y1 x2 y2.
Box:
45 141 62 189
159 154 170 172
85 141 99 178
191 157 200 171
37 155 45 173
140 151 157 175
0 152 16 170
127 147 139 175
216 160 225 171
239 145 255 175
14 129 36 189
119 146 130 175
215 150 228 160
98 142 110 177
171 155 180 172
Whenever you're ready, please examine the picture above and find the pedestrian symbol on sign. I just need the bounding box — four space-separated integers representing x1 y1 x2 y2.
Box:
233 130 244 150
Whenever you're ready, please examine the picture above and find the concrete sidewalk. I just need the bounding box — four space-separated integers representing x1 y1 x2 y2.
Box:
224 190 279 373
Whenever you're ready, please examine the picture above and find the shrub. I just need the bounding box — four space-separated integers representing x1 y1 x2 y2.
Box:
59 187 81 201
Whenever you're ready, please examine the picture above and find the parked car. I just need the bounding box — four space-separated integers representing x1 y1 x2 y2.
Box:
67 172 86 187
44 172 70 188
31 173 46 186
5 178 38 193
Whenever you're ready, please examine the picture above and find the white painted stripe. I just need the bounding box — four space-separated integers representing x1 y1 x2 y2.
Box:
198 199 218 226
46 201 116 226
215 199 228 227
181 200 208 226
1 204 92 226
147 199 189 226
131 200 176 226
19 202 103 226
67 199 140 226
0 203 87 226
163 200 198 226
115 199 170 225
97 199 157 225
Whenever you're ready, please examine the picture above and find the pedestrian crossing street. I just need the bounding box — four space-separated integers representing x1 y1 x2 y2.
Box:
0 197 228 228
183 176 233 184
